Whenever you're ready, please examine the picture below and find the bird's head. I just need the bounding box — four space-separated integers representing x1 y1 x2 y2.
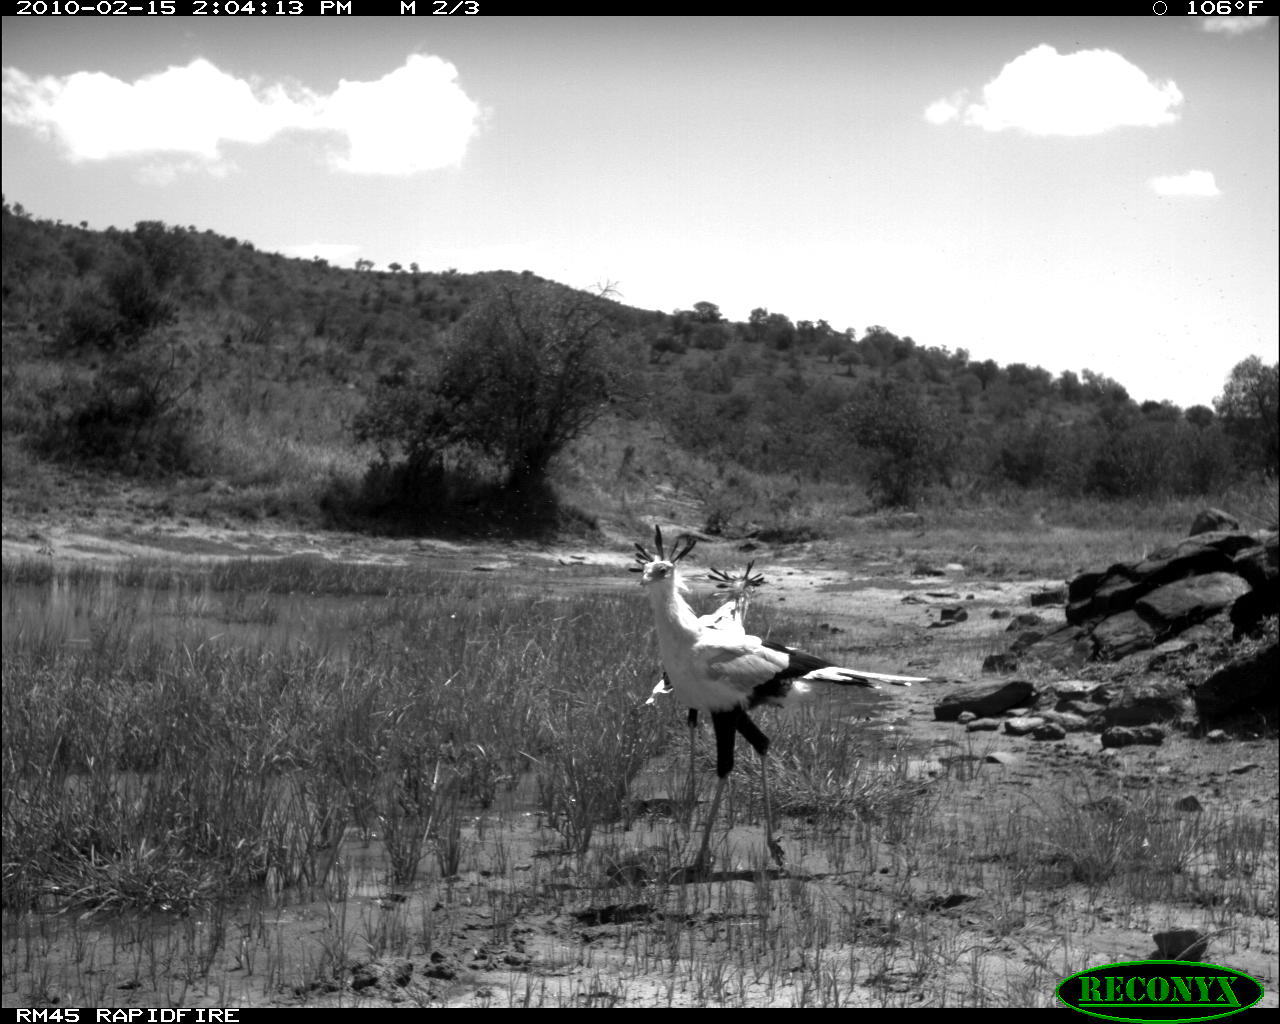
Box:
707 562 765 596
629 525 697 588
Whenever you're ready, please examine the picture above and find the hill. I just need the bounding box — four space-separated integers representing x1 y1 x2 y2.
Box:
2 199 1274 541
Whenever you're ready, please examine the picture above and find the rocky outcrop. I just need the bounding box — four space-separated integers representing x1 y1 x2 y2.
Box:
977 513 1277 738
1008 522 1276 669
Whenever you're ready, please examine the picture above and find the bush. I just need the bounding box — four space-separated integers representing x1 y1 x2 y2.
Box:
59 258 176 352
354 283 635 502
35 344 203 476
847 379 960 509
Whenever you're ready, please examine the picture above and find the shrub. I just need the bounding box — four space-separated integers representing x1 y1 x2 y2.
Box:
35 344 203 476
354 283 635 502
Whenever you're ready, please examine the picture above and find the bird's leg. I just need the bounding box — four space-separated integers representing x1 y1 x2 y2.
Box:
694 775 727 874
734 712 784 869
684 708 698 822
691 711 740 875
758 753 785 868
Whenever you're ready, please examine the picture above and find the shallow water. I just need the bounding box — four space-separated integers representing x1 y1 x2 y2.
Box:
2 574 391 661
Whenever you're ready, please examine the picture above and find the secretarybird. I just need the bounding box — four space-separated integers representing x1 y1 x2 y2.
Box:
632 526 926 872
645 560 765 811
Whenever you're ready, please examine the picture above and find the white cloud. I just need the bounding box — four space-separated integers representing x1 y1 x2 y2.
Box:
923 96 961 126
1149 170 1221 197
925 44 1183 136
318 55 484 175
1 54 483 178
1200 16 1273 35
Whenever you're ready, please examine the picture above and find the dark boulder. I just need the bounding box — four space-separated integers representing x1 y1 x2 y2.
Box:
1193 642 1278 727
935 680 1034 721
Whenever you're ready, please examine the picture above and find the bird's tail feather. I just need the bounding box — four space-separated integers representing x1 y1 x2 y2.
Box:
803 666 928 688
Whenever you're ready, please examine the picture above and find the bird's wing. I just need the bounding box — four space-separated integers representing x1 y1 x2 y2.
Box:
694 631 789 687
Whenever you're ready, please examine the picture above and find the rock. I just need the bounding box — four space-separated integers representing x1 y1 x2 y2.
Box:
1067 571 1150 626
1152 929 1210 961
1205 729 1229 743
1131 540 1240 582
1175 795 1203 813
1101 724 1165 748
1003 716 1045 736
1230 535 1279 636
1030 586 1067 606
1068 569 1108 604
1193 642 1278 726
990 609 1011 620
1229 762 1260 775
939 606 968 622
965 718 1001 732
1146 639 1196 669
1065 537 1255 627
1189 509 1239 536
981 652 1019 673
1017 624 1093 671
1099 680 1190 727
1005 612 1044 630
1231 586 1280 637
934 680 1034 720
1031 722 1067 740
1135 573 1251 631
1040 711 1089 733
957 711 976 723
1231 532 1278 590
1009 629 1047 652
985 751 1017 765
1091 609 1158 660
1059 700 1105 719
1052 680 1099 701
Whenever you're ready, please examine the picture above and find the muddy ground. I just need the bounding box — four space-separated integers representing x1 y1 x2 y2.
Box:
3 506 1277 1009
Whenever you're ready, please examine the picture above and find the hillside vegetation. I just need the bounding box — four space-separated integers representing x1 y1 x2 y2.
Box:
3 199 1276 541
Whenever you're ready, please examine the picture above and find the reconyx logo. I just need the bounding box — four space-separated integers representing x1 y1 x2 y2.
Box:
1057 960 1264 1022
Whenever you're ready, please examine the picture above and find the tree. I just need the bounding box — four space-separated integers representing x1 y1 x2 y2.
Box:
691 301 722 323
1214 356 1279 475
130 221 196 289
356 283 633 498
817 330 845 364
972 359 1001 392
846 379 960 508
1185 404 1214 429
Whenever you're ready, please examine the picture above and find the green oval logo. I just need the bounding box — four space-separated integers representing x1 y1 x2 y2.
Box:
1057 960 1264 1022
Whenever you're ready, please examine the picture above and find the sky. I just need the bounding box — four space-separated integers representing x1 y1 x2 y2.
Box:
2 15 1276 409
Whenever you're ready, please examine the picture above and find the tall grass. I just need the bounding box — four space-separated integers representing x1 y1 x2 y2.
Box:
2 562 668 912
